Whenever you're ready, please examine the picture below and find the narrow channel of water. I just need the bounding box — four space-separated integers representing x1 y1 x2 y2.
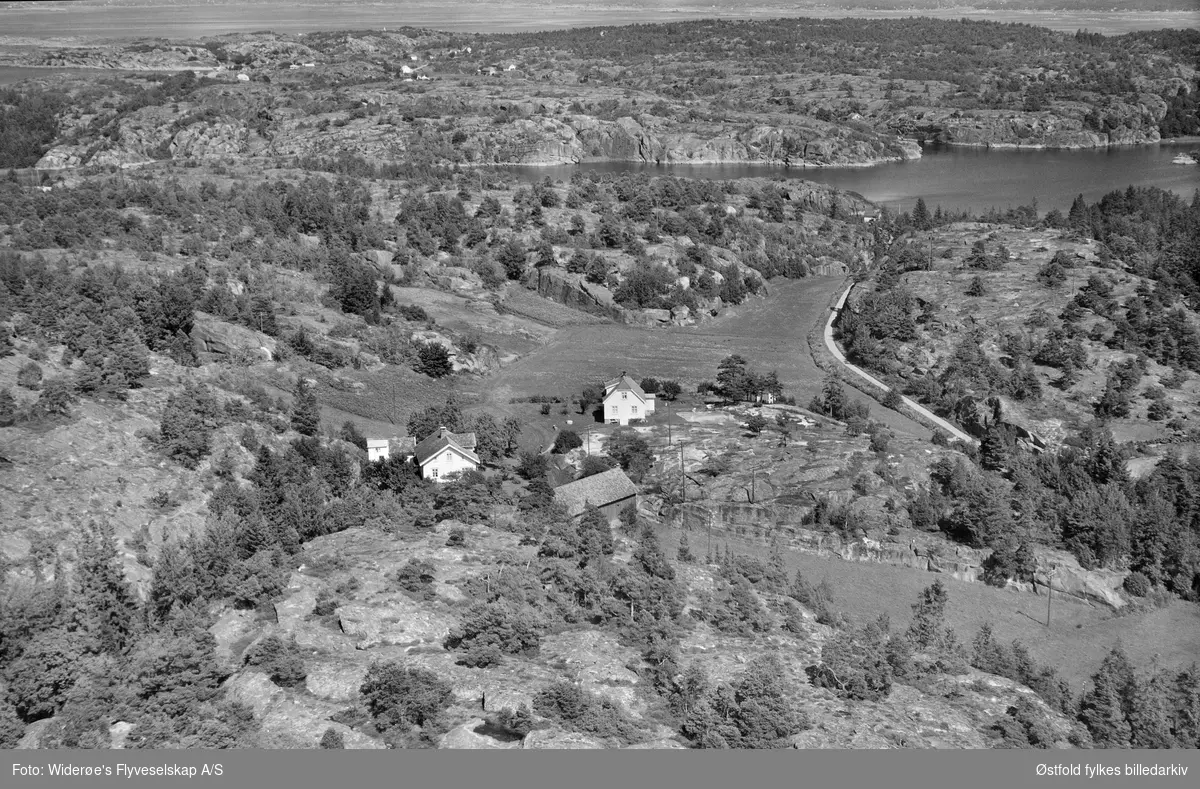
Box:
512 141 1200 214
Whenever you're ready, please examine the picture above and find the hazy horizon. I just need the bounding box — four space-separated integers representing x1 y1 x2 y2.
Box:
0 0 1195 42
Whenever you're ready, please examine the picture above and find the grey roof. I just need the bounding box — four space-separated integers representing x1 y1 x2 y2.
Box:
553 467 638 517
414 427 479 466
367 436 417 456
391 436 417 455
603 373 648 403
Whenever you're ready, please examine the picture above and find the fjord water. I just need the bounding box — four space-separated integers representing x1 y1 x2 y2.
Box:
521 142 1200 214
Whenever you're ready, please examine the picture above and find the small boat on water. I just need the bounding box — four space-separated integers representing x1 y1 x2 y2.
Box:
1172 153 1198 165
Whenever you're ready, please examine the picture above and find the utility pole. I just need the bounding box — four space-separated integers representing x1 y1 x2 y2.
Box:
667 399 672 446
679 440 685 504
750 469 755 504
1046 565 1054 628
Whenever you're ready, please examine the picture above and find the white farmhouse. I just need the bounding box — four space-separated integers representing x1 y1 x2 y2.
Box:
602 372 655 426
365 436 416 464
413 426 479 483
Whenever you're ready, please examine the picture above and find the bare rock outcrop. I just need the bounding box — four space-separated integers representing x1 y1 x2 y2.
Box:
439 719 521 749
522 728 606 749
535 268 624 320
886 99 1166 149
191 312 277 361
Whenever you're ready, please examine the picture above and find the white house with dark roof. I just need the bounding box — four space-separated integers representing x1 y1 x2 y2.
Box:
366 436 417 464
553 467 638 523
602 372 655 426
412 426 479 482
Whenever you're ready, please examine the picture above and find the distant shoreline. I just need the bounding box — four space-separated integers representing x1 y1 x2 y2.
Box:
0 6 1196 42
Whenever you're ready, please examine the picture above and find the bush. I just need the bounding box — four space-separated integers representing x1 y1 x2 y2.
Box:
517 450 548 480
443 602 544 667
745 413 768 434
809 620 893 701
1123 571 1151 597
396 559 437 600
360 661 454 731
533 681 644 743
243 635 308 687
552 429 583 454
16 361 42 390
319 727 345 748
446 527 466 547
414 341 453 378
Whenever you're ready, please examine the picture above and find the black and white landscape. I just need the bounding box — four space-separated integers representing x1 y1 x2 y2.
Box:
0 0 1198 752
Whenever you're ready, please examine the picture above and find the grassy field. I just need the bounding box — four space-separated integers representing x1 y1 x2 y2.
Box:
663 522 1200 689
467 276 932 440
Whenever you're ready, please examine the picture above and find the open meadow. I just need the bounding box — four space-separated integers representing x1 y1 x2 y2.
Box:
465 276 932 440
663 522 1200 690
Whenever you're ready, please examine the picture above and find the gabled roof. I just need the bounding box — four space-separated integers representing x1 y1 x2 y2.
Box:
603 372 648 402
367 436 417 455
414 427 479 466
553 467 638 518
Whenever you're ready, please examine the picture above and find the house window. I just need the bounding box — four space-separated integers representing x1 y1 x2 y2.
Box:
632 406 638 415
621 392 627 400
431 468 439 478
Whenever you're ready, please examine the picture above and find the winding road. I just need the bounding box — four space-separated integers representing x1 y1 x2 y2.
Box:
824 283 978 445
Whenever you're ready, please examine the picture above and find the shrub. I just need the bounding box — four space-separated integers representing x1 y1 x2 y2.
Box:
16 361 42 390
244 635 308 687
319 727 345 749
360 661 454 731
517 450 548 480
414 341 453 378
1122 571 1151 597
809 619 893 701
396 559 437 601
446 527 466 547
443 602 544 667
745 413 768 434
552 429 583 454
494 703 540 737
533 681 644 743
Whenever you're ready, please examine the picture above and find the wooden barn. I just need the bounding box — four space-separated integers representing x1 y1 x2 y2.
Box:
553 467 638 524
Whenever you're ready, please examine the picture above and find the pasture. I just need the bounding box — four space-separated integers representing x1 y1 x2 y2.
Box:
466 276 932 440
663 521 1200 689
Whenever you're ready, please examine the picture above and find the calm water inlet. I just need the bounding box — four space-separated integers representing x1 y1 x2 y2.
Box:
516 142 1200 214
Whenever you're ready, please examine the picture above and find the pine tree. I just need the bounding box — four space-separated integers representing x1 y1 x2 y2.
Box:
320 727 345 749
1078 646 1136 748
1129 670 1177 748
71 520 139 655
577 505 614 565
677 532 694 563
291 378 321 436
1171 663 1200 748
912 197 932 231
905 580 949 652
149 541 199 622
979 425 1008 472
1067 194 1091 234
